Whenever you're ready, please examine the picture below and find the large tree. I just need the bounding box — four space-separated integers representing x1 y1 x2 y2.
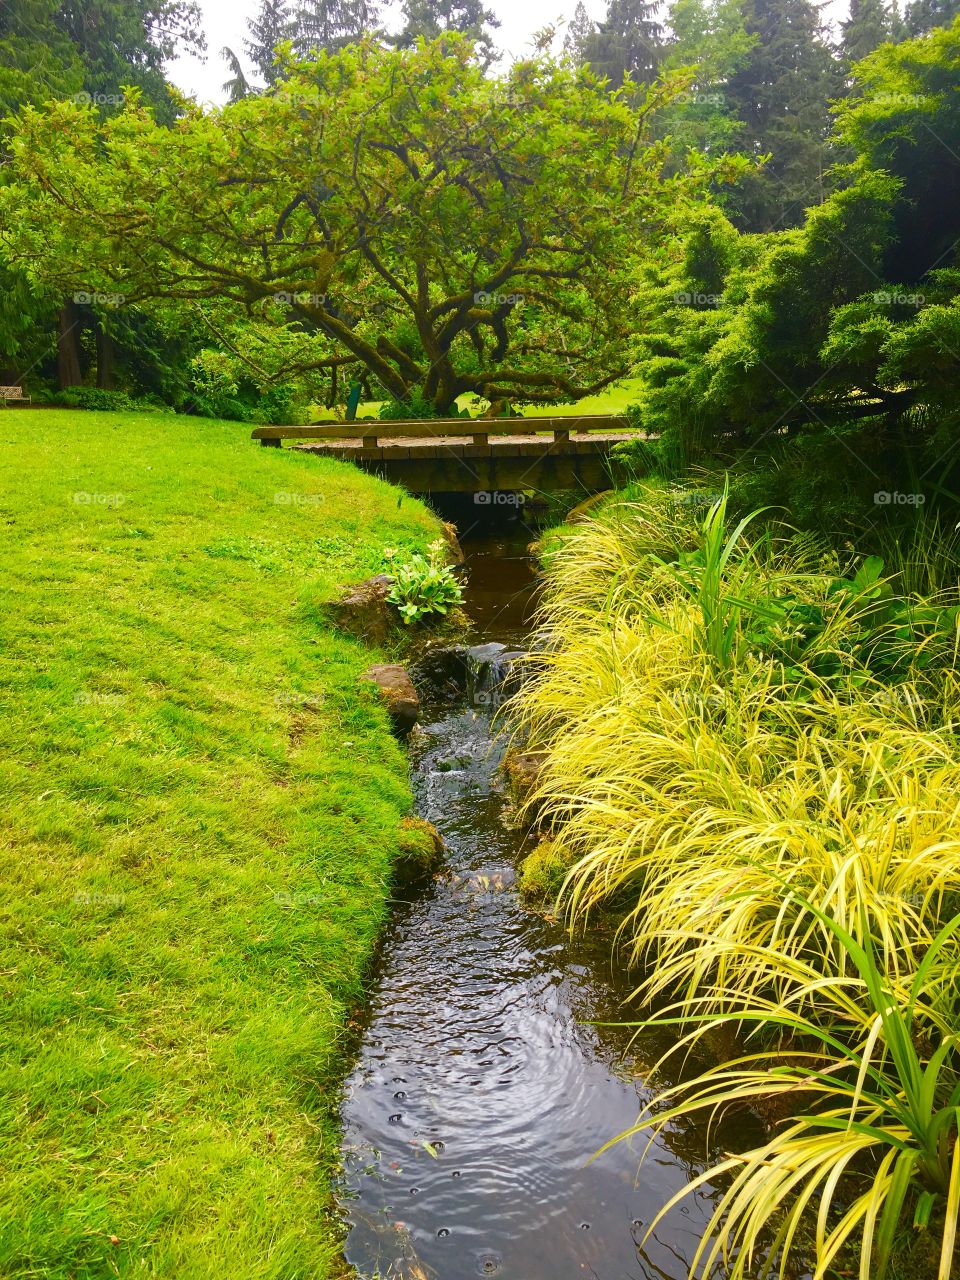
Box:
841 0 900 63
627 19 960 514
904 0 960 34
563 2 596 64
294 0 379 54
723 0 842 230
54 0 205 122
244 0 295 86
392 0 500 62
652 0 754 160
0 39 729 413
0 0 205 388
581 0 664 86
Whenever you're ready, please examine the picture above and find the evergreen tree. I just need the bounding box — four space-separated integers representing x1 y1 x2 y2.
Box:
0 0 83 118
221 46 253 100
723 0 841 230
903 0 960 35
841 0 897 62
582 0 663 85
294 0 380 54
393 0 499 60
563 1 596 64
54 0 205 122
654 0 754 160
244 0 293 86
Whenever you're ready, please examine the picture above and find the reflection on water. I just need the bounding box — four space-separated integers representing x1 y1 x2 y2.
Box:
338 537 726 1280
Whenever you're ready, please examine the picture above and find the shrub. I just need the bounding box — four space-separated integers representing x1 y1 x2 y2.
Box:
377 389 444 421
623 905 960 1280
45 386 171 414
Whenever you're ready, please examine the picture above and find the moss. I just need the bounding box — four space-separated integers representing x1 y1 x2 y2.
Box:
395 816 444 879
518 839 575 905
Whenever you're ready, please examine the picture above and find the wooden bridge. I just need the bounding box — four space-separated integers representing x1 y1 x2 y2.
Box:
251 415 641 494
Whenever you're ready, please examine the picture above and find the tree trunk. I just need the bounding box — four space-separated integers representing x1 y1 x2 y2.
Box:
95 324 115 389
57 301 83 389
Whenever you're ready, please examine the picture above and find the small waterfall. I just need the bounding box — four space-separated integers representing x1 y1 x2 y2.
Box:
464 642 526 713
413 642 526 715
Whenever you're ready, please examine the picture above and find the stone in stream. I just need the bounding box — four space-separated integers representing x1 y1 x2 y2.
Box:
439 520 465 565
362 663 420 735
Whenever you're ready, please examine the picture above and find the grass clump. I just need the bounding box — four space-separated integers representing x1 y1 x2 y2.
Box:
0 409 439 1278
511 482 960 1279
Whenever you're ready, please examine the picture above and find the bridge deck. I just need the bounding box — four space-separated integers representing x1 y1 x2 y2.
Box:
253 415 644 493
292 432 639 493
292 430 636 460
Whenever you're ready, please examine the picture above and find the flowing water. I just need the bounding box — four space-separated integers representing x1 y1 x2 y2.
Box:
337 534 732 1280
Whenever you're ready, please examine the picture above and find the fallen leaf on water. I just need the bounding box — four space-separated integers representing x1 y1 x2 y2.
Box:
421 1141 439 1158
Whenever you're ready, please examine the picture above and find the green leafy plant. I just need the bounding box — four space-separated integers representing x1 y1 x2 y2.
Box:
384 540 463 625
652 485 768 672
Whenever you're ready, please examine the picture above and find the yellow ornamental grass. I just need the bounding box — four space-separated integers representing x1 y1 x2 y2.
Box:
513 490 960 1276
513 495 960 1025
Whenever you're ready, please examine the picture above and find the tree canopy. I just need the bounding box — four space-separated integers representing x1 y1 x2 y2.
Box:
624 17 960 521
0 38 735 413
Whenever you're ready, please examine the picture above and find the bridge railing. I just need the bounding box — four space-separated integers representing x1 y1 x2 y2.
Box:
252 414 633 448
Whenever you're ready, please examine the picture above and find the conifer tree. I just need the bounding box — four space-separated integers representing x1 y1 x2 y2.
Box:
563 1 596 64
903 0 960 35
582 0 663 85
244 0 293 86
724 0 841 229
841 0 898 62
392 0 499 60
294 0 379 55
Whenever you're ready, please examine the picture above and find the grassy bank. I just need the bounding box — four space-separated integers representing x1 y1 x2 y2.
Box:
0 410 439 1278
513 485 960 1279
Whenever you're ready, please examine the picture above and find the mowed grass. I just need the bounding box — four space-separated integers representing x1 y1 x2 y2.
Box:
346 377 646 422
0 410 440 1279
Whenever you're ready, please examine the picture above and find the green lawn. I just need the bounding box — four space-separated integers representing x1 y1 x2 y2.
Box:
0 410 440 1278
345 377 644 422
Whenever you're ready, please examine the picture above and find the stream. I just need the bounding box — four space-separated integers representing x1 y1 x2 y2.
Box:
337 533 729 1280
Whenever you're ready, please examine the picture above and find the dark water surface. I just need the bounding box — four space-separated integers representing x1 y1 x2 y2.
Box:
338 535 724 1280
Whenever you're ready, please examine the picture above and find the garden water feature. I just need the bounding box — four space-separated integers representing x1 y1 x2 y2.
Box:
337 534 727 1280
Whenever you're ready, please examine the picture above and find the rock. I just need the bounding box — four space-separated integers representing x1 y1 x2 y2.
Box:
395 816 445 879
362 663 420 735
518 838 574 904
411 644 470 702
440 521 465 565
331 575 395 646
502 749 546 806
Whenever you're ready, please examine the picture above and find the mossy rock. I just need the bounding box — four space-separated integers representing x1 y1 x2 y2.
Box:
502 749 546 809
395 816 445 880
518 839 574 905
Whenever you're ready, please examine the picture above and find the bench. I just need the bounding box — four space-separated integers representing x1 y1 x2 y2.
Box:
0 385 31 406
251 414 631 448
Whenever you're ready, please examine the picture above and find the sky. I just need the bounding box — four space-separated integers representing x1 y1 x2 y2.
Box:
168 0 851 106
